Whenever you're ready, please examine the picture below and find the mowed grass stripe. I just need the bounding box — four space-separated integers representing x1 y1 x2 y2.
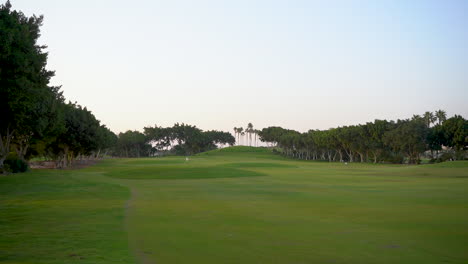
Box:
105 165 266 180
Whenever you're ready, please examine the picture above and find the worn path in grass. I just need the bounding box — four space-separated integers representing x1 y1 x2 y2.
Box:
1 146 468 263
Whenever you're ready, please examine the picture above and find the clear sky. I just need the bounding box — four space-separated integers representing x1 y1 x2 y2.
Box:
11 0 468 133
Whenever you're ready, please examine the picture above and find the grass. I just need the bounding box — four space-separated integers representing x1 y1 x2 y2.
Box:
0 170 134 264
1 146 468 263
105 165 265 179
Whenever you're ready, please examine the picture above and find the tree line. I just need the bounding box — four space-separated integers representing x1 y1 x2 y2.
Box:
114 124 234 158
0 2 116 170
258 111 467 164
1 2 234 172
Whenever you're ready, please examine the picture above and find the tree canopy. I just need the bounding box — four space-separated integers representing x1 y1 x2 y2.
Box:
0 1 63 168
259 112 467 164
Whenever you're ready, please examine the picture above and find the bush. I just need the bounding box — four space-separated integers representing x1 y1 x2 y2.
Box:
382 153 405 164
455 150 467 160
4 154 29 173
437 152 454 163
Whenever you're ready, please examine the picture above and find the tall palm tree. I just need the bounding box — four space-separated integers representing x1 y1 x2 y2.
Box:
238 127 244 145
423 111 436 128
435 109 447 125
233 127 237 145
247 123 253 146
254 129 259 147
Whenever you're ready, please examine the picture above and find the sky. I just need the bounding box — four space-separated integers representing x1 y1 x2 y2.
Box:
11 0 468 133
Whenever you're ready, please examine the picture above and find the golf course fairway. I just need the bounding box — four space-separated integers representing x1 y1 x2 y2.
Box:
1 146 468 264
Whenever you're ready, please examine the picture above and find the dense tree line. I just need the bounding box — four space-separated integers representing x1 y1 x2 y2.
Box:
0 2 116 171
259 112 467 164
114 124 235 157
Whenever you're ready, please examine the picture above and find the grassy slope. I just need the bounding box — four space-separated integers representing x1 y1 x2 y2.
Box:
1 146 468 264
123 147 468 264
0 169 134 264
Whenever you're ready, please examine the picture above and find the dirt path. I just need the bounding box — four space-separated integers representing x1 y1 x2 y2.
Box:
125 188 156 264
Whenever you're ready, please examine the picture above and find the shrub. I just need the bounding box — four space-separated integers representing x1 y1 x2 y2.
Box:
4 154 29 173
437 152 454 163
382 152 405 164
455 150 467 160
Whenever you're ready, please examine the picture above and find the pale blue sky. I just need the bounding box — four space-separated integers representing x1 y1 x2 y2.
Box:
12 0 468 133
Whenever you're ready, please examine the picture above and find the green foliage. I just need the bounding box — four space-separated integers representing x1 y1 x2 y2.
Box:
436 152 455 163
115 130 150 157
383 117 429 164
441 115 468 151
141 123 235 157
0 3 119 170
0 1 63 167
3 153 28 173
259 111 465 164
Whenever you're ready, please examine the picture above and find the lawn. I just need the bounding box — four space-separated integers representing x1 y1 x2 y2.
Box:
1 146 468 263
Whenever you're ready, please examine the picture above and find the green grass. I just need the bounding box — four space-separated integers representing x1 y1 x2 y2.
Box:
105 165 265 179
0 170 134 264
1 147 468 263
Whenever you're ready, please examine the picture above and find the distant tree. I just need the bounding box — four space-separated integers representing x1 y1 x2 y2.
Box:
335 126 359 162
365 120 394 163
238 127 244 145
427 125 444 158
441 115 467 156
204 130 235 148
254 129 260 147
233 127 237 145
144 124 235 156
258 126 288 147
423 111 436 128
383 118 429 164
95 125 117 158
246 123 254 146
435 109 447 125
144 125 172 152
116 130 149 158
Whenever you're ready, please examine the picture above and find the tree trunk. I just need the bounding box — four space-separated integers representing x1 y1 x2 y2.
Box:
357 152 364 162
0 127 15 169
14 142 30 161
